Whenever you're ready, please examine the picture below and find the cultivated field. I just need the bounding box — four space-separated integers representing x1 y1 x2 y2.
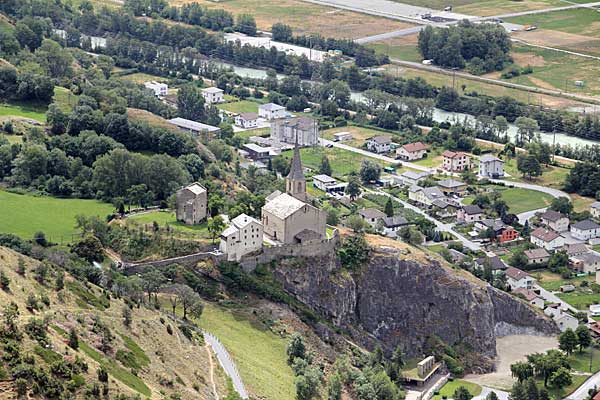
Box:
168 0 416 39
508 9 600 39
367 34 422 63
0 190 115 241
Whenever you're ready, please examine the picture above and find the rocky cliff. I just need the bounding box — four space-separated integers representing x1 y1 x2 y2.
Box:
272 241 557 370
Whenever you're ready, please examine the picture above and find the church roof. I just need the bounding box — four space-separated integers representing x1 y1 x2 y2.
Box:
287 143 305 181
262 192 305 219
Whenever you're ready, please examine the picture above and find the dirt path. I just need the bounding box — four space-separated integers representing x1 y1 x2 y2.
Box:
205 344 219 399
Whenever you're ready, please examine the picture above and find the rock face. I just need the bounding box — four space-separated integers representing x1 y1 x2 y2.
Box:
272 246 557 369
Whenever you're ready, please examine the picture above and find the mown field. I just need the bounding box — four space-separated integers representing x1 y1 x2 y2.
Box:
432 379 482 400
463 186 554 214
508 9 600 38
128 211 210 239
0 190 115 241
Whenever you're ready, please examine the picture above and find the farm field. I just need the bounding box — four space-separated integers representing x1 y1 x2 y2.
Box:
367 34 422 63
463 186 554 214
454 0 591 17
168 0 416 39
0 190 115 241
508 9 600 38
502 158 571 190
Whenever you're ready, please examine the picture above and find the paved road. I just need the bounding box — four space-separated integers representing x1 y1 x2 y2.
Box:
565 371 600 400
355 26 425 43
204 331 249 399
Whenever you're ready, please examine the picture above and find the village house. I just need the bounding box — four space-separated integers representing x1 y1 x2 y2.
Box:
478 154 505 178
436 179 467 196
175 182 208 225
312 174 346 194
513 288 544 309
591 202 600 218
333 131 352 142
144 81 168 97
271 117 319 147
396 142 427 161
457 205 484 223
398 171 431 187
539 210 569 232
506 267 536 290
475 218 519 243
431 199 459 218
408 185 446 207
241 143 271 162
570 252 600 274
571 219 600 241
169 117 220 137
201 87 224 104
565 243 589 257
448 249 467 264
366 136 392 154
543 305 579 332
530 227 565 251
474 256 508 274
235 112 259 129
380 216 410 238
442 151 471 172
258 103 287 120
219 214 264 261
358 208 387 227
261 144 327 244
524 248 550 265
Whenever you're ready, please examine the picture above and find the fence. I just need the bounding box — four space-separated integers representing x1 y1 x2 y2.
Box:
203 331 249 399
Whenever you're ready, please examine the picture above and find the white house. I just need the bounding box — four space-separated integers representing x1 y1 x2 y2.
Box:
442 151 471 172
312 174 337 192
219 214 264 261
553 313 579 332
398 171 431 187
144 81 168 97
365 136 392 154
457 205 484 223
478 154 505 178
530 227 565 251
539 210 569 232
408 186 446 207
396 142 427 161
524 248 550 265
201 87 224 104
506 267 536 290
591 202 600 218
513 288 544 309
235 112 259 129
259 103 287 120
380 216 409 238
333 132 353 142
358 208 387 227
570 252 600 274
571 219 600 241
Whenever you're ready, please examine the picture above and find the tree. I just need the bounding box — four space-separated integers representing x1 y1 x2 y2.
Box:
174 284 202 320
454 386 472 400
71 234 104 263
55 271 64 291
517 154 542 180
207 216 226 244
345 176 361 201
510 381 527 400
177 84 206 122
287 333 307 363
384 197 394 218
510 251 528 269
511 362 533 383
525 378 538 400
386 345 405 383
272 23 293 42
319 156 332 176
345 214 368 233
515 117 539 145
46 104 68 135
549 367 572 389
487 391 499 400
548 251 568 272
0 270 10 291
359 159 381 183
559 329 578 355
98 367 108 382
369 345 385 368
122 306 132 328
69 328 79 350
236 14 257 36
549 197 573 216
575 325 591 353
327 373 342 400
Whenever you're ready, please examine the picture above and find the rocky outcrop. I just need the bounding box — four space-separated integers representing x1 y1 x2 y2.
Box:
272 245 557 369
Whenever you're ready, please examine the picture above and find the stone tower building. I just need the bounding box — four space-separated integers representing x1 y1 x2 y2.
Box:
286 143 306 202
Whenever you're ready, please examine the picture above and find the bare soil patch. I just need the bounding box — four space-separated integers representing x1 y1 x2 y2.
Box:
464 335 558 390
514 29 600 52
512 52 546 67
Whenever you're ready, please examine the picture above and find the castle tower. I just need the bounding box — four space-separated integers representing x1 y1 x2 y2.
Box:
286 142 306 202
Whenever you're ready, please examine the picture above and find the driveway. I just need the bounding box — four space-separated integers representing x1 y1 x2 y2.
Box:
565 371 600 400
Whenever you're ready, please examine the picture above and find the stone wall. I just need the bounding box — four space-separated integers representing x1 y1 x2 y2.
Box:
123 252 226 275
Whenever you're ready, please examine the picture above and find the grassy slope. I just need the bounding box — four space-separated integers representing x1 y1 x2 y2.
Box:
0 190 115 240
432 379 482 400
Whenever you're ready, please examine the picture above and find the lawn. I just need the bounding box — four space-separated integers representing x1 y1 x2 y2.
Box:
503 158 570 190
0 103 46 122
534 270 591 291
0 190 115 241
367 41 422 63
128 211 210 238
507 9 600 38
235 127 270 140
199 303 295 400
463 186 554 214
432 379 482 400
412 148 444 168
557 291 600 311
218 100 261 114
321 125 397 149
117 72 169 85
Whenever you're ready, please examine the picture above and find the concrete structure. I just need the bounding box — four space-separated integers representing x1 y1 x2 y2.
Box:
396 142 427 161
201 87 224 104
333 131 353 142
358 208 387 227
403 356 441 387
570 252 600 274
442 151 471 172
366 135 392 154
524 248 550 265
175 182 208 225
396 171 429 187
571 220 600 241
271 117 319 147
380 216 409 238
258 103 286 120
591 202 600 218
479 154 505 178
242 143 270 161
506 267 535 290
436 179 467 196
531 228 565 251
219 214 263 261
539 210 569 232
408 185 446 207
457 205 484 223
513 288 544 309
169 117 220 137
235 112 259 129
261 144 326 244
144 81 168 97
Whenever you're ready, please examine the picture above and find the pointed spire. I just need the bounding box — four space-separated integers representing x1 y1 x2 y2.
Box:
287 141 305 181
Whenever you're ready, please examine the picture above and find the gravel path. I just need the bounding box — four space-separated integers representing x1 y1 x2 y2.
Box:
204 331 249 399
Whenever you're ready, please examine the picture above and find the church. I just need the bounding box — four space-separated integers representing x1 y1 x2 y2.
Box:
261 144 327 244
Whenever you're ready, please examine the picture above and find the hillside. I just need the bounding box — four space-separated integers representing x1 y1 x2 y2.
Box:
0 246 229 399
